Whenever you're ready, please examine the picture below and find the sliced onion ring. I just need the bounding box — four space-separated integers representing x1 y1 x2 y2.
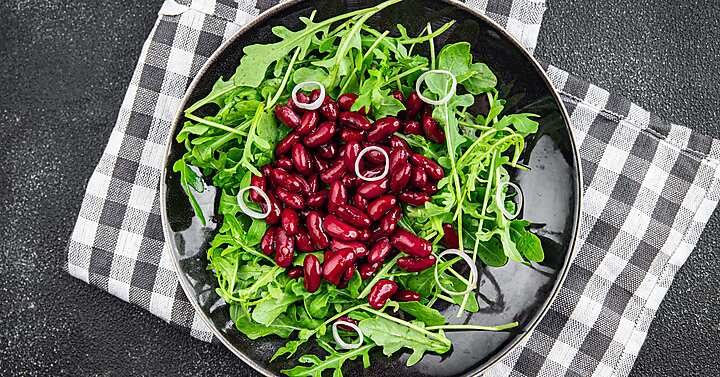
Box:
355 146 389 182
237 186 271 219
292 81 325 110
434 249 478 296
495 181 524 220
415 69 457 106
332 320 364 350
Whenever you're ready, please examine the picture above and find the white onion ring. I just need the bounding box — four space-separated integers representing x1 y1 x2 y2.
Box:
495 181 524 220
434 249 478 296
332 320 364 350
355 146 389 182
415 69 457 106
236 186 271 219
292 81 325 110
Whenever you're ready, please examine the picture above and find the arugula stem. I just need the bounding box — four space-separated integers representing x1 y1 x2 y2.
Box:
380 65 428 89
407 25 428 56
267 46 301 109
357 254 402 299
400 21 455 45
436 294 455 303
362 307 452 345
185 113 247 137
427 23 436 70
425 322 519 332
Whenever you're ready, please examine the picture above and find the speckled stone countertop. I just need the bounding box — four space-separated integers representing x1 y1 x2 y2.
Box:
0 0 718 376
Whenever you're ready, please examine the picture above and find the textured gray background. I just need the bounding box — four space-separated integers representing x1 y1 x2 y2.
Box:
0 0 718 376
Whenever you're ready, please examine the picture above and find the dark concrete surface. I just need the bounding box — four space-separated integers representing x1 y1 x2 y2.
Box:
0 0 717 376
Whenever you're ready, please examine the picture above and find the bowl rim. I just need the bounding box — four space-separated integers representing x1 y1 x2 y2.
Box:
159 0 583 376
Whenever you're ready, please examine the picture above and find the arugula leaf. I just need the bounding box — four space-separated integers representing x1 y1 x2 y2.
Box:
509 220 544 262
230 305 293 340
252 285 302 326
463 62 497 94
359 317 450 366
397 302 446 326
282 344 374 377
495 113 540 137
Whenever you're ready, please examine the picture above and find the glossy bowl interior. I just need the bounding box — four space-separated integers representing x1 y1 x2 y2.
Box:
161 0 582 376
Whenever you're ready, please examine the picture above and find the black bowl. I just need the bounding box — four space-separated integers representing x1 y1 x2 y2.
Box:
160 0 582 376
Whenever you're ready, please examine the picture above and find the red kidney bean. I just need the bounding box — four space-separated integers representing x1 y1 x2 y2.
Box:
274 228 294 267
306 211 330 249
313 154 330 172
297 174 311 195
356 228 371 241
281 207 300 235
275 105 301 128
307 190 328 208
342 263 356 284
343 141 362 172
391 90 405 104
389 148 410 171
335 204 371 228
310 89 321 102
399 191 431 206
368 279 398 309
424 184 439 195
290 144 312 176
328 180 347 213
287 266 303 279
270 168 303 193
366 117 401 143
303 254 321 292
391 229 432 257
261 164 274 178
276 187 305 209
274 157 294 171
411 153 444 181
390 160 412 192
249 174 267 204
359 165 385 181
393 290 421 302
369 227 386 243
363 143 391 164
320 95 340 121
352 193 368 209
305 174 318 192
304 121 337 148
406 92 424 119
323 248 355 285
337 93 364 113
358 262 381 280
330 240 369 258
336 316 359 331
339 112 372 130
402 120 423 135
323 215 360 241
263 192 282 225
379 206 402 235
320 159 345 184
340 128 365 142
357 178 389 199
261 227 276 255
442 224 460 249
410 166 428 189
276 132 301 157
288 91 310 112
295 110 319 135
421 114 445 144
368 238 392 264
390 135 411 152
340 173 359 189
316 142 337 160
323 250 334 264
367 195 398 221
397 255 437 272
295 229 315 252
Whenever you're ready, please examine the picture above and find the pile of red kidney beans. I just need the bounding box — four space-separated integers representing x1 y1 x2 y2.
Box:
252 89 459 309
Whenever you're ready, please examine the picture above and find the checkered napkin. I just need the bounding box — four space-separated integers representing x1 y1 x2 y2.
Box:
65 0 720 375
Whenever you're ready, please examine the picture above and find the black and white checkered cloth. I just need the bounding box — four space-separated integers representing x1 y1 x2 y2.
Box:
65 0 720 375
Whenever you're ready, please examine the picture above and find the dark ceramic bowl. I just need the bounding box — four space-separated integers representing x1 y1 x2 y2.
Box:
160 0 582 376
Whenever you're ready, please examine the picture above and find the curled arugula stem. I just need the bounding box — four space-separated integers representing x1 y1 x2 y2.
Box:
185 113 247 137
362 307 452 346
425 322 519 332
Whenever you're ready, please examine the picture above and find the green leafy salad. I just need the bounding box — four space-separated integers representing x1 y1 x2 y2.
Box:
173 0 545 375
